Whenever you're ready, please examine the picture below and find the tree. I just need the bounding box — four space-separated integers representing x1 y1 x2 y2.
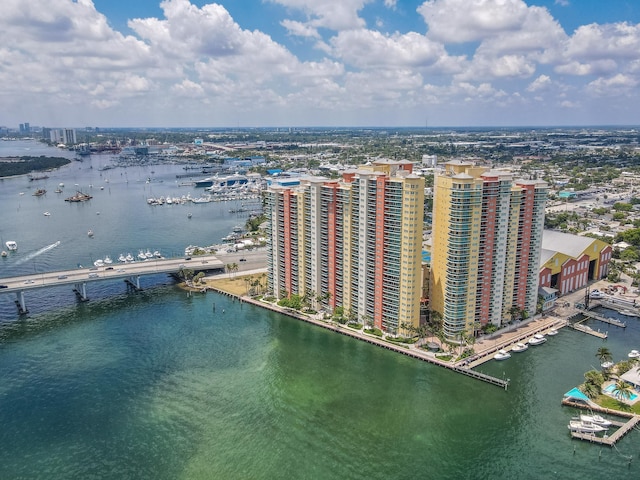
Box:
611 380 634 402
595 347 612 365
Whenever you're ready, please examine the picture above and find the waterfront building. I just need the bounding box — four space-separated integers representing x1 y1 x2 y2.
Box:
538 230 612 295
430 161 548 338
266 160 424 335
49 128 77 145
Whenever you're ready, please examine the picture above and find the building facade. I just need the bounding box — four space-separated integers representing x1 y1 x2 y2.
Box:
49 128 77 145
266 160 424 335
430 161 548 338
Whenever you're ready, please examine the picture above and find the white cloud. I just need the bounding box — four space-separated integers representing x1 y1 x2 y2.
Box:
270 0 369 33
586 73 639 96
526 74 551 92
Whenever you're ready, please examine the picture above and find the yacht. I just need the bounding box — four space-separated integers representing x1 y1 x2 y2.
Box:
5 241 17 251
528 334 547 346
577 414 612 428
153 250 162 258
145 249 153 259
138 251 147 261
93 259 105 267
104 255 113 265
568 420 607 434
118 254 127 263
43 212 51 216
628 350 640 359
87 230 94 237
125 253 134 262
494 349 511 361
547 328 558 336
511 342 528 353
1 250 7 257
601 361 614 370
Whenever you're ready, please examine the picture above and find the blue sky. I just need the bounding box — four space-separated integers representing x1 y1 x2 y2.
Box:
1 0 640 128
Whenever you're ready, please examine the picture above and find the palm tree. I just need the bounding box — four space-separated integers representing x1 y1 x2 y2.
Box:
612 380 634 402
595 347 612 365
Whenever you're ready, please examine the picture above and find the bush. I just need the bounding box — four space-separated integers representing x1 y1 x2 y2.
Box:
364 328 383 337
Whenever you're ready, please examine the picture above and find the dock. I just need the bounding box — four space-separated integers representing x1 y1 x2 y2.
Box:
579 310 625 328
562 398 640 446
569 321 608 338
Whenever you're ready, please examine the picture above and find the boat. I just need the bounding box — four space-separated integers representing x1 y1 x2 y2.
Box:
33 189 46 196
187 213 192 219
138 251 147 261
568 420 608 433
87 230 94 237
55 188 62 193
125 253 134 262
65 191 93 202
153 250 162 258
511 342 528 353
628 350 640 359
144 249 153 259
104 255 113 265
43 212 51 216
118 254 127 263
494 349 511 361
59 183 64 187
578 414 612 428
5 241 17 251
546 329 558 336
1 250 7 257
93 259 104 267
528 334 547 345
601 361 614 369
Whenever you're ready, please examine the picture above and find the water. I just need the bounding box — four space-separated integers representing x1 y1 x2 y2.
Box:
1 141 639 479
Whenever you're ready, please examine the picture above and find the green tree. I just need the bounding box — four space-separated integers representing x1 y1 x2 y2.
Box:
595 347 612 365
611 380 634 402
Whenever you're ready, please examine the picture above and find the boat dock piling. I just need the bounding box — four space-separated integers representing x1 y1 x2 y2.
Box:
578 310 626 328
569 321 608 339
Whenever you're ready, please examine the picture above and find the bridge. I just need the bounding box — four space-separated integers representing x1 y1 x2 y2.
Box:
0 255 224 314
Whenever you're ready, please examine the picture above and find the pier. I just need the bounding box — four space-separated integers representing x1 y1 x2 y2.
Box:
569 322 608 338
562 398 640 446
578 310 626 328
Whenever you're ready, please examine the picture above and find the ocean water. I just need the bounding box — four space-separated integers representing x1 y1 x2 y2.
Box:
1 141 639 479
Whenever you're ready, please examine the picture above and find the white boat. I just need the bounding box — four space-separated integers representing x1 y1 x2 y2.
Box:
547 329 558 336
87 230 94 237
512 342 528 353
43 212 51 216
578 414 612 428
153 250 162 258
137 251 147 260
601 361 614 369
118 254 127 263
93 259 104 267
494 349 511 361
187 212 192 218
568 420 607 433
125 253 134 262
104 255 113 265
145 249 153 259
1 250 7 257
628 350 640 359
5 241 17 251
59 183 64 187
528 334 547 345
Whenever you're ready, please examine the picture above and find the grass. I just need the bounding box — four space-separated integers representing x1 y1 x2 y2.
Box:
596 395 640 414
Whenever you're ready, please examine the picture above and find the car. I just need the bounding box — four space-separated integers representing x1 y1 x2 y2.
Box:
89 267 98 271
117 269 126 273
184 257 192 260
88 273 99 278
201 260 208 264
105 267 114 270
239 258 246 262
0 285 8 289
24 280 35 284
57 275 68 279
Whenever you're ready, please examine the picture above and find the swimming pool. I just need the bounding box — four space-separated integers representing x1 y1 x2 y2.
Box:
604 383 638 401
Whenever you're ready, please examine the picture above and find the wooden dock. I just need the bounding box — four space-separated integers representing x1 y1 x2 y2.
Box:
579 310 626 328
562 398 640 446
570 322 608 338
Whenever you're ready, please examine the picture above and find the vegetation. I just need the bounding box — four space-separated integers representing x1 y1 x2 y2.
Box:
0 155 71 177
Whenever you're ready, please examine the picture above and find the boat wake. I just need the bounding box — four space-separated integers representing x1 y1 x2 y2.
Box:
15 241 61 265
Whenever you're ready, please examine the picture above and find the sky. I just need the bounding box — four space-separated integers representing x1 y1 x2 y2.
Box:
1 0 640 128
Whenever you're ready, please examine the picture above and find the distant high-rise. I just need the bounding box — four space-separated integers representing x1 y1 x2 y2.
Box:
430 161 548 338
49 128 77 145
266 160 424 335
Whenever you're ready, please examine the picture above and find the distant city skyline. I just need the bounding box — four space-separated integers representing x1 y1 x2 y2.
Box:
1 0 640 128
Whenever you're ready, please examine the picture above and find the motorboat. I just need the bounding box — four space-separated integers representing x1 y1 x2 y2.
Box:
138 250 147 261
93 259 105 267
568 420 608 433
118 254 127 263
88 230 94 237
1 250 7 257
601 361 614 369
628 350 640 359
494 349 511 361
5 241 17 251
546 329 558 336
528 334 547 345
125 253 134 262
153 250 162 258
104 255 113 265
578 414 612 428
145 249 153 259
43 212 51 216
512 342 528 353
187 213 192 219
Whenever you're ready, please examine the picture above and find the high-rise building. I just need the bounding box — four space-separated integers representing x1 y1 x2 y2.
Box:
430 161 548 338
49 128 77 145
266 160 424 335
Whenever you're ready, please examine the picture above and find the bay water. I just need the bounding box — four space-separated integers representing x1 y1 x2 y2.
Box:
1 141 639 479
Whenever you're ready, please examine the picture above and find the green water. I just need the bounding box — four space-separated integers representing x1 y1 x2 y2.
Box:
1 287 638 479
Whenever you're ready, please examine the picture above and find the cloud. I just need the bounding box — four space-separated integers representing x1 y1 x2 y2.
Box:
270 0 369 34
526 74 552 92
